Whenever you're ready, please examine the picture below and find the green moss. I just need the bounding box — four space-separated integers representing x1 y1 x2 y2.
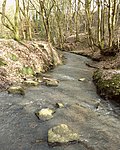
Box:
93 70 120 100
21 66 34 75
99 75 120 94
0 58 7 66
7 52 18 61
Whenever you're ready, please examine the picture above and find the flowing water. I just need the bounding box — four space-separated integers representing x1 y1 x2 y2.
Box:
0 52 120 150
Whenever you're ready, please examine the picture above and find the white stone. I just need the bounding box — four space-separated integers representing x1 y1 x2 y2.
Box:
78 78 85 81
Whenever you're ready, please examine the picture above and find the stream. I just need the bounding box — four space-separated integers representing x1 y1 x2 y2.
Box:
0 52 120 150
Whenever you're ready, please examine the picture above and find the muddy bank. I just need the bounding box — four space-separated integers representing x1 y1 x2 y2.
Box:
0 52 120 150
0 39 62 91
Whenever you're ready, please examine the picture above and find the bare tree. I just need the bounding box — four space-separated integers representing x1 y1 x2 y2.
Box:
97 0 102 47
1 0 20 40
85 0 94 47
20 0 32 40
108 0 118 48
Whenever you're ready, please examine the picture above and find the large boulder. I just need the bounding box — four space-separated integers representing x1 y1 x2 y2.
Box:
93 69 120 102
48 124 80 146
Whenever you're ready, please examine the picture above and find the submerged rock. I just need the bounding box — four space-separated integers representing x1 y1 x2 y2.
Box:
43 77 59 86
35 108 55 121
56 102 64 108
93 69 120 102
8 86 25 95
48 124 80 146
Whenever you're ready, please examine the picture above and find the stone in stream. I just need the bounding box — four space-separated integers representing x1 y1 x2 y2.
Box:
48 124 80 146
94 101 101 109
23 80 39 86
35 108 55 121
43 77 59 86
35 73 52 83
78 78 86 82
8 86 25 95
56 102 64 108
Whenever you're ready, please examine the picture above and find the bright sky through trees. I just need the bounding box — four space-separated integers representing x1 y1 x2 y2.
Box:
6 0 15 6
0 0 15 7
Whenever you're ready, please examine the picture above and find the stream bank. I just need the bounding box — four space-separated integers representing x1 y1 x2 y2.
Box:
62 33 120 103
0 52 120 150
0 39 62 91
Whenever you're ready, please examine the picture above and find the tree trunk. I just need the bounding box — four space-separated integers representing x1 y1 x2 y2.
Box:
112 0 117 42
85 0 94 47
75 0 79 42
39 0 51 42
101 0 105 49
98 0 102 47
14 0 20 40
1 0 20 40
108 0 113 47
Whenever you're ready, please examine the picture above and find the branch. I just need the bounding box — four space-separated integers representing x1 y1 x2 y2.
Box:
29 0 41 15
0 12 15 32
47 2 55 18
1 0 15 32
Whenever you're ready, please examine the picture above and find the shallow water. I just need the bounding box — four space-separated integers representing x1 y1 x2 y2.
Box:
0 52 120 150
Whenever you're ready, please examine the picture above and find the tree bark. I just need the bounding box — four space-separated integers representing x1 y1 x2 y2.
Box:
108 0 113 47
14 0 20 40
85 0 94 47
98 0 102 47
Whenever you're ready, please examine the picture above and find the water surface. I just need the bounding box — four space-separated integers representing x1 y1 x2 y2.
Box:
0 52 120 150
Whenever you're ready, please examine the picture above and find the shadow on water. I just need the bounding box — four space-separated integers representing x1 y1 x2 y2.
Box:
0 52 120 150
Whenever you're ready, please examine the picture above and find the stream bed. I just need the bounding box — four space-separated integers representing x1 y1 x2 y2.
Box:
0 52 120 150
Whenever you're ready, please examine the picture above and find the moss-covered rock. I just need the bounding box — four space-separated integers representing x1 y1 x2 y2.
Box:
93 69 120 102
48 124 80 146
8 86 25 95
43 77 59 86
23 80 39 86
35 108 55 121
